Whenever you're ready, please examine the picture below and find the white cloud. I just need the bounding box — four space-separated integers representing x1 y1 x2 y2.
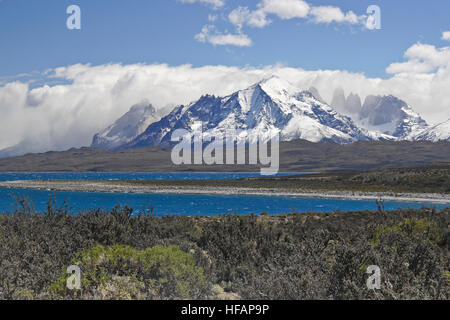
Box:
208 14 218 22
228 7 249 29
195 25 252 47
196 1 371 48
309 6 361 24
207 33 252 47
246 9 271 28
2 38 450 155
259 0 310 20
0 82 29 149
386 43 450 74
442 31 450 41
227 0 310 29
227 0 365 32
229 7 271 29
178 0 224 9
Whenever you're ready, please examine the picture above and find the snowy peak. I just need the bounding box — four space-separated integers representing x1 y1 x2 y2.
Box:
331 87 347 114
330 88 362 116
124 79 372 149
345 93 362 115
94 80 447 152
91 101 159 150
361 95 406 125
236 77 301 114
328 87 429 140
359 95 428 139
258 76 301 100
412 118 450 142
308 87 326 104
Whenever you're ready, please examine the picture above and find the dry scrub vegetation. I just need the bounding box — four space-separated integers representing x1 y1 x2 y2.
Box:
0 199 448 300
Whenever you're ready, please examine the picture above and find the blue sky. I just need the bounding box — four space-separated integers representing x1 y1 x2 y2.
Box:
1 0 449 78
0 0 449 156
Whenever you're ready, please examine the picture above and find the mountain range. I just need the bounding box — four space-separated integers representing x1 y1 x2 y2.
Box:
122 77 376 149
0 77 448 158
90 77 449 151
331 88 430 140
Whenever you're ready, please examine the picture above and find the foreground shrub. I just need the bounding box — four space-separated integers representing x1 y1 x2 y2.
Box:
51 244 210 300
0 202 448 300
371 217 444 247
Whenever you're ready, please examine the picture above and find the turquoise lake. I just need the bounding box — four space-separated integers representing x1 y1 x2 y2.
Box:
0 173 447 215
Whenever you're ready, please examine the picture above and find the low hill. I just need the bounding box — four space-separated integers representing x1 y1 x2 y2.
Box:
0 140 448 173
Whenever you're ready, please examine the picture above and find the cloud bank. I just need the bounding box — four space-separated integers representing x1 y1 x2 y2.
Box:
0 39 450 155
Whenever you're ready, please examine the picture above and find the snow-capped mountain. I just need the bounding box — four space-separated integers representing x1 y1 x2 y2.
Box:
412 119 450 142
308 87 326 104
330 88 362 117
358 95 428 139
88 79 447 152
330 87 347 115
329 88 429 140
345 93 363 115
123 77 373 149
91 102 159 150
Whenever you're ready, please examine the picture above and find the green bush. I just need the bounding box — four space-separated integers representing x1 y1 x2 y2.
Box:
51 244 210 300
0 202 448 300
371 218 443 247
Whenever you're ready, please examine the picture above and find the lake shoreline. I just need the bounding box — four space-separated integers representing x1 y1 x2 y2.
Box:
1 180 449 204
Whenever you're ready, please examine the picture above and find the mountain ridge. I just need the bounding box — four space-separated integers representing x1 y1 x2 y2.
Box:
121 77 375 150
91 78 442 152
412 118 450 142
91 101 159 150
